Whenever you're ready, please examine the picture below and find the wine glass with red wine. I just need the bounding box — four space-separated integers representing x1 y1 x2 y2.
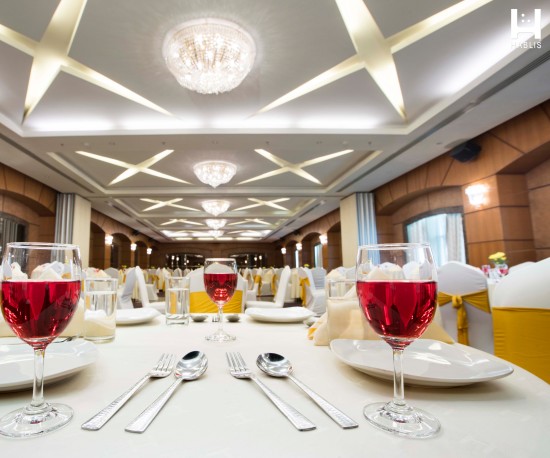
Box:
203 258 238 342
356 243 440 438
0 242 82 438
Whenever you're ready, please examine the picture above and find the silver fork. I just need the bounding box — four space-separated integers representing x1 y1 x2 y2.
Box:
81 353 175 431
226 352 316 431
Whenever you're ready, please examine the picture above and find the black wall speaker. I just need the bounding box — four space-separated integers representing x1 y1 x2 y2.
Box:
450 141 481 163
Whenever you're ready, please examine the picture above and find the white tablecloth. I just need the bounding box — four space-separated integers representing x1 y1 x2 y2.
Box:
1 316 549 457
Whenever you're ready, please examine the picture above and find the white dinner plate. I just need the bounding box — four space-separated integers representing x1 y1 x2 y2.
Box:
116 308 160 325
0 339 98 392
330 339 514 387
245 307 314 323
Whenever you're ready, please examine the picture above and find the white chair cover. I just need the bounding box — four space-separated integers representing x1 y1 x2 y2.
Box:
298 267 327 315
117 267 135 309
246 266 291 309
311 267 326 289
437 261 492 353
135 266 165 313
508 261 535 275
104 267 119 279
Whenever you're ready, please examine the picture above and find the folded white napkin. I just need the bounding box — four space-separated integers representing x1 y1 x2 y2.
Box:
326 269 346 280
31 261 65 280
309 298 453 346
84 267 110 278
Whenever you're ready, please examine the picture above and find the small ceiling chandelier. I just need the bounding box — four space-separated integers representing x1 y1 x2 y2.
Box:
193 161 237 188
209 230 224 238
162 18 256 95
205 219 227 230
201 200 230 216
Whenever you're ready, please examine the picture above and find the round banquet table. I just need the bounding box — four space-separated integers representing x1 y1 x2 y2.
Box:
1 313 549 458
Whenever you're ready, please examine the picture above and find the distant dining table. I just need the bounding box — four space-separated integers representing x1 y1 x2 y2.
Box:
1 310 549 457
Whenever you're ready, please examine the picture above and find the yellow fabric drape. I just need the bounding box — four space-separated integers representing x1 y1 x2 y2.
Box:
189 291 243 314
299 277 310 305
254 275 262 294
437 289 490 345
493 307 550 383
271 274 278 296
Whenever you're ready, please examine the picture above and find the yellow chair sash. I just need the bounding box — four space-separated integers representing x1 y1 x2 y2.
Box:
299 277 310 305
437 289 490 346
493 307 550 383
189 291 243 314
254 275 262 292
271 275 278 296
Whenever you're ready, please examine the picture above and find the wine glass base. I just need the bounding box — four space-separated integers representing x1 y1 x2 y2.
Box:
363 401 440 439
0 403 73 438
205 329 236 342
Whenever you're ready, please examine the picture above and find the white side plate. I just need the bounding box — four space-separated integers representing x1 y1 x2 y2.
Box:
245 307 314 323
0 339 98 392
330 339 514 387
116 308 160 325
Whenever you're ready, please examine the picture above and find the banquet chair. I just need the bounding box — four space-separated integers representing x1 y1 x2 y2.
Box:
259 268 274 296
311 267 326 289
173 267 183 277
188 267 246 314
491 257 550 382
298 267 327 315
135 266 165 313
508 261 535 275
104 267 119 279
117 267 136 309
246 266 291 309
437 261 492 353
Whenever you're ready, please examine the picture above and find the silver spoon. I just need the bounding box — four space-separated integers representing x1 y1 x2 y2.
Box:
256 352 358 429
125 351 208 433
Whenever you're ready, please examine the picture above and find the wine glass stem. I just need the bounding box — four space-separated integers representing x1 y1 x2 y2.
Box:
392 348 406 408
30 347 48 412
217 305 224 332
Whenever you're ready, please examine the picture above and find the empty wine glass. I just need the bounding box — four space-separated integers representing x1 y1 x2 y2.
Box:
356 243 440 438
0 242 82 438
203 258 238 342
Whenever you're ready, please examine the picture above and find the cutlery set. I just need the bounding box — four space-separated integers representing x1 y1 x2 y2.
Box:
81 351 357 433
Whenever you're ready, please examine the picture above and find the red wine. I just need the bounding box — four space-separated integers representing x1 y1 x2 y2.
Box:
357 280 437 344
204 273 237 305
1 280 80 346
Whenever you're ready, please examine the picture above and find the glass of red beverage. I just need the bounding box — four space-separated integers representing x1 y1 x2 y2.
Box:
356 243 440 438
203 258 238 342
0 242 82 438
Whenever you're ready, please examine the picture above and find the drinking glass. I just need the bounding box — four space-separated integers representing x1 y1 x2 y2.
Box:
203 258 238 342
0 242 82 438
356 243 440 438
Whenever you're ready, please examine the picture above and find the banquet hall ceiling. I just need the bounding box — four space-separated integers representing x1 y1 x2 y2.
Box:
0 0 549 244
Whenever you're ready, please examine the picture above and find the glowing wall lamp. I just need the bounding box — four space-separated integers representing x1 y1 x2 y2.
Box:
319 234 328 245
130 243 137 251
465 184 488 207
281 247 287 255
296 242 302 251
146 247 152 255
105 234 113 246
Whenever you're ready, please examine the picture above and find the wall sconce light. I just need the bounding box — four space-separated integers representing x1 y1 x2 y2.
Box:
105 234 113 246
130 243 137 251
465 184 488 207
146 247 152 255
281 247 287 255
296 242 302 251
319 234 328 245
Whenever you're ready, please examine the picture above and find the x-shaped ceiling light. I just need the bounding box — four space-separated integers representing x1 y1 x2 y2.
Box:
233 198 290 212
140 198 198 212
239 149 354 185
0 0 170 122
256 0 491 120
74 150 188 186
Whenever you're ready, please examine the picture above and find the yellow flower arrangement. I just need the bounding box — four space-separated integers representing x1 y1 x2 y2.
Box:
488 252 507 264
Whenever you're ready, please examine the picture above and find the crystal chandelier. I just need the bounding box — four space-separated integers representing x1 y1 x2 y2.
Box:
162 18 256 95
205 219 227 230
209 230 224 238
193 161 237 188
201 200 230 216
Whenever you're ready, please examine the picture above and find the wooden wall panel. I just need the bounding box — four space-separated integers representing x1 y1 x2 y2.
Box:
529 186 550 251
464 208 503 243
425 156 452 189
527 157 550 188
500 207 534 240
491 106 550 153
496 175 530 206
